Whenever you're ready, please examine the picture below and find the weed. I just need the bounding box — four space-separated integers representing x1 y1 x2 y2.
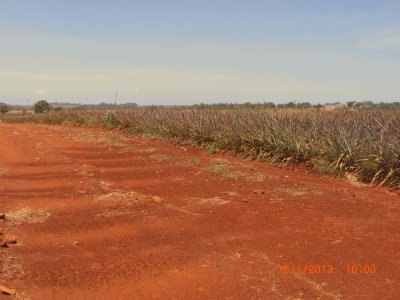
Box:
207 165 239 179
150 154 175 162
103 113 119 130
188 158 200 164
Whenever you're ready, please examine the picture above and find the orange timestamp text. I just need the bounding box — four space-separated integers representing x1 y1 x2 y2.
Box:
278 264 377 275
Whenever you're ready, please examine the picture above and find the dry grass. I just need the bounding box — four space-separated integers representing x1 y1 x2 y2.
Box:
6 207 50 226
191 197 231 206
67 131 128 147
150 154 176 162
275 187 308 197
344 172 367 187
96 191 147 206
275 186 324 197
0 253 25 279
96 191 153 218
137 148 157 154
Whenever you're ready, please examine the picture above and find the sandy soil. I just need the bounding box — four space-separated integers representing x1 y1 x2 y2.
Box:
0 123 399 300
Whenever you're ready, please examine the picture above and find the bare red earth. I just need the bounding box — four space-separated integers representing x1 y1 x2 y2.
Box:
0 123 399 300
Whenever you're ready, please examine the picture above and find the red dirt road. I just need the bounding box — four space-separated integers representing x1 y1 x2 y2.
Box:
0 123 399 300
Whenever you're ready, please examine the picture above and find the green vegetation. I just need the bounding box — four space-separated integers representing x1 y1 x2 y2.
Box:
103 112 119 130
34 100 51 114
188 158 200 165
207 165 239 179
0 103 9 114
2 105 400 187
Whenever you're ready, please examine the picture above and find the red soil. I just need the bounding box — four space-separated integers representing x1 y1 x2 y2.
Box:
0 123 399 299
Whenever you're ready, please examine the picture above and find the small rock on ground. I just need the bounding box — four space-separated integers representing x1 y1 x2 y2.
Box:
5 235 17 244
152 196 164 203
0 285 17 295
252 189 265 195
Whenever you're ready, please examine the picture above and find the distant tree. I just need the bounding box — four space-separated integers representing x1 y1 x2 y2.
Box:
297 102 312 109
313 103 323 110
347 101 356 108
363 101 374 107
34 100 51 113
0 103 10 114
263 102 276 108
119 102 138 108
285 102 296 108
54 106 63 112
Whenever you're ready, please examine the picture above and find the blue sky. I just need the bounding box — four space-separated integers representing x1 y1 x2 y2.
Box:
1 0 399 105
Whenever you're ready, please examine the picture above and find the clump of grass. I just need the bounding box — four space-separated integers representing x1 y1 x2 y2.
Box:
6 207 50 226
150 154 175 162
207 165 239 179
103 112 119 130
275 187 307 197
206 145 218 154
188 158 200 164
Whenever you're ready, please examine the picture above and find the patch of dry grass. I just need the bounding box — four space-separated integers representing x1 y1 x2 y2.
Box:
274 186 324 197
275 187 307 197
68 131 128 147
0 253 25 279
207 165 239 179
137 148 157 154
190 197 231 206
6 207 50 226
97 191 147 206
344 172 367 187
150 154 176 162
96 190 167 218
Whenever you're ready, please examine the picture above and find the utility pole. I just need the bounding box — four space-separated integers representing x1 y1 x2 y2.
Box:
114 93 118 106
26 99 29 115
112 92 118 112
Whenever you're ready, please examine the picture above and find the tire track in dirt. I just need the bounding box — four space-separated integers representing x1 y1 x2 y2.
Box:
0 123 399 299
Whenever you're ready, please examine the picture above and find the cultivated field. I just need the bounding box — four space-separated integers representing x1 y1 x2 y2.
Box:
0 121 399 299
5 107 400 187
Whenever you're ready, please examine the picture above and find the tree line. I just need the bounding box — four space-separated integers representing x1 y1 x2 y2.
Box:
1 100 400 115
